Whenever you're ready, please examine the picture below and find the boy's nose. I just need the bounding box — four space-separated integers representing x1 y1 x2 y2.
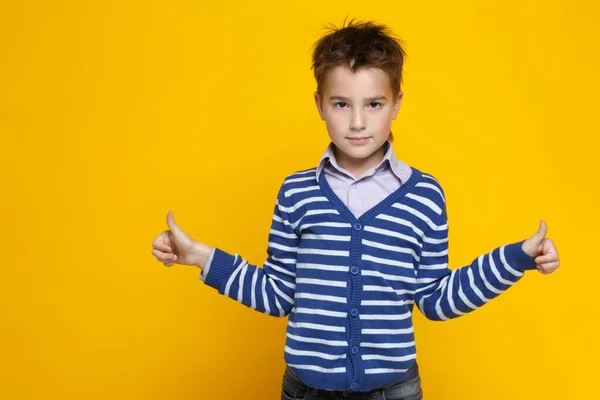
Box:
350 111 366 130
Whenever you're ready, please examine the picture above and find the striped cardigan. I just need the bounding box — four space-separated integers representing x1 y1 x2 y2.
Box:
203 166 536 392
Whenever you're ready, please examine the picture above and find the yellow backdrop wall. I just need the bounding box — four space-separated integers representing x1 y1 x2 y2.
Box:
1 1 598 399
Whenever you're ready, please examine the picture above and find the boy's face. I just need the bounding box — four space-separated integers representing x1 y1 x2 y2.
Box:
314 65 402 168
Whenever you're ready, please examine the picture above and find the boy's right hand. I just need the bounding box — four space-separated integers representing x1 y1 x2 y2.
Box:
151 211 201 267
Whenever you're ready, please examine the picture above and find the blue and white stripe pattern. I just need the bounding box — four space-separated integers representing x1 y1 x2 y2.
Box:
203 166 536 392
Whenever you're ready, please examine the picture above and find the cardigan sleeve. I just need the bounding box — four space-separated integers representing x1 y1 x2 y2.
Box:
202 180 299 317
413 190 537 321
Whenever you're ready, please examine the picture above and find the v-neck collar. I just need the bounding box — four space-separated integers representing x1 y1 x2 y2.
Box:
317 166 423 225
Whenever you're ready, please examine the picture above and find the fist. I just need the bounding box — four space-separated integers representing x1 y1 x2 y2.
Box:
521 220 560 275
151 211 198 267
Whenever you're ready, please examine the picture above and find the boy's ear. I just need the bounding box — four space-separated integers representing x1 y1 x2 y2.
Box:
392 91 404 120
314 91 325 121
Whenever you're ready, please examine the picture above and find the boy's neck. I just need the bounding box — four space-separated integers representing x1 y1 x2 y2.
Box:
333 144 386 179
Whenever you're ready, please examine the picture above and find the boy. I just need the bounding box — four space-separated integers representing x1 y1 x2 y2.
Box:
151 19 560 400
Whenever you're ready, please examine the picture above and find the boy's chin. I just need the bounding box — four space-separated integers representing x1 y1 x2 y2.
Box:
336 141 381 159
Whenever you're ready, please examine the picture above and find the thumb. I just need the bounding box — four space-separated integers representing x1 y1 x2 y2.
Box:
529 220 547 244
522 220 548 258
166 211 185 236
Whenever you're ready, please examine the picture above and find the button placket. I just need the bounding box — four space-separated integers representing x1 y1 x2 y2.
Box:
347 220 365 391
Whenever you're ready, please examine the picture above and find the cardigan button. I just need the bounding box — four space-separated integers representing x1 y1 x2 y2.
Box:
351 346 359 355
350 308 358 317
353 223 362 231
350 266 358 275
350 381 358 390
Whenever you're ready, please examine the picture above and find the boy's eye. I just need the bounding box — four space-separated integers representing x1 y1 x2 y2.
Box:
333 102 382 109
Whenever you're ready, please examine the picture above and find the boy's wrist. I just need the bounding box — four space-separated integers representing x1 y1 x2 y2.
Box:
192 241 213 270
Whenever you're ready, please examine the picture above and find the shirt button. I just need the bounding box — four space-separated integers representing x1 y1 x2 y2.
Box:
350 266 358 275
353 223 362 231
350 308 358 317
350 381 358 390
351 346 359 355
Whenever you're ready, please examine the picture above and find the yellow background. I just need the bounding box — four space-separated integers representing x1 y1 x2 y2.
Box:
1 1 598 399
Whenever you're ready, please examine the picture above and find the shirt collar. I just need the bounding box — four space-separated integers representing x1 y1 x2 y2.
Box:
315 140 405 183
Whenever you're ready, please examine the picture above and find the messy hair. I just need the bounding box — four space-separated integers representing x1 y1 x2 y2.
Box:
311 18 407 142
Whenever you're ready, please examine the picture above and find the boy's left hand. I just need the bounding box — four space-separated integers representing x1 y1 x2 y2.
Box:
522 220 560 274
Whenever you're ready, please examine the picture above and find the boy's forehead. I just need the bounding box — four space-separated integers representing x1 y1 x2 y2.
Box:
323 65 392 97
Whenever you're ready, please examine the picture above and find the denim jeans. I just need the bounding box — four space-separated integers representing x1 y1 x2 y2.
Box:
281 362 423 400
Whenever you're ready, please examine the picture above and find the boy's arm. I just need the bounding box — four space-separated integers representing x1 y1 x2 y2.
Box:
414 201 537 321
199 181 299 318
199 248 215 281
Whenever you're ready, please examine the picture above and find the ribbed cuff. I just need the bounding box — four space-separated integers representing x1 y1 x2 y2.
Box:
504 240 537 271
199 248 216 282
203 248 238 292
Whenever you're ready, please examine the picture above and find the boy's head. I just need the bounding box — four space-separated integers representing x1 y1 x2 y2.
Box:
311 18 407 168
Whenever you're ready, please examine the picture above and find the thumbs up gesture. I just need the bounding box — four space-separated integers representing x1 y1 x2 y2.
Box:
151 211 202 267
521 220 560 274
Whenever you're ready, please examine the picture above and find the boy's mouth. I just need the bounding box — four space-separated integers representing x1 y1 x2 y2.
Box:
347 137 370 145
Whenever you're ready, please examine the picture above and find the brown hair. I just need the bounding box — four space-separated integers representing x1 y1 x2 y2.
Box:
310 18 407 142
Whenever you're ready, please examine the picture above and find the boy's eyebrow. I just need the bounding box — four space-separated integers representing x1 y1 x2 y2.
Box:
328 95 387 102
